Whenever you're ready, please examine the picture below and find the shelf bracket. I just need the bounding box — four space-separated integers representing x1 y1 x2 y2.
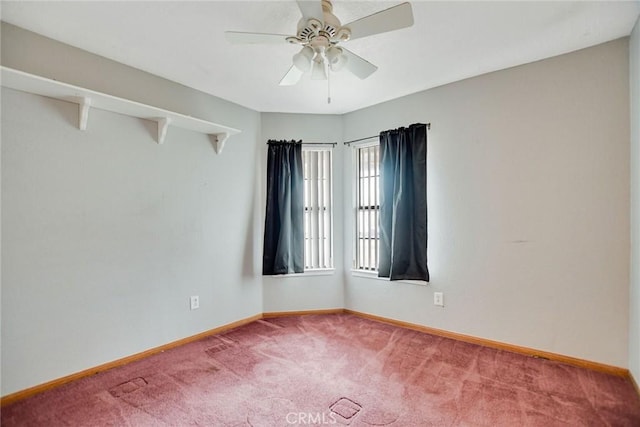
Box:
212 132 229 154
78 97 91 130
157 117 171 144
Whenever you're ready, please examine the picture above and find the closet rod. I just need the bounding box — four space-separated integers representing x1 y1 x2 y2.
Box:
343 123 431 146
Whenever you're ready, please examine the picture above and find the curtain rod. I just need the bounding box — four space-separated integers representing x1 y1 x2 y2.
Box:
343 123 431 146
266 141 337 147
302 142 337 147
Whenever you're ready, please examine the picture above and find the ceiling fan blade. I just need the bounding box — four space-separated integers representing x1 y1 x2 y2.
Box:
279 65 304 86
296 0 324 22
225 31 290 44
341 48 378 80
343 2 414 41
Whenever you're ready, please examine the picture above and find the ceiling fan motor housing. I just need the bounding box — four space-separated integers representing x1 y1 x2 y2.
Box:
296 0 351 46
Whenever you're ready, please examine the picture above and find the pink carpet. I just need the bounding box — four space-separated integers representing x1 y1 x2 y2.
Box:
3 314 640 426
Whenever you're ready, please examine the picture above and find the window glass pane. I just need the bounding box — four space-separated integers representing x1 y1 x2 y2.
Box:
355 144 380 271
302 149 333 269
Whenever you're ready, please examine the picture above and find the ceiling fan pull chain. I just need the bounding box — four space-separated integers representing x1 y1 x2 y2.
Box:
327 65 331 104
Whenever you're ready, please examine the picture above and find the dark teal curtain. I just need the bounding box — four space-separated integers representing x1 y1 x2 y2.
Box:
262 140 304 275
378 123 429 281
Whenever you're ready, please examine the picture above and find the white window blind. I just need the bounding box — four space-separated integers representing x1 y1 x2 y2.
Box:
303 148 333 270
355 144 380 271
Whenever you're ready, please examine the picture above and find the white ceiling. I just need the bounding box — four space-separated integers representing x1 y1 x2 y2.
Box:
1 1 639 114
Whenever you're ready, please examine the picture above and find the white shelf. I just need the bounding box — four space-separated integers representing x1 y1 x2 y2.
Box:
0 66 241 153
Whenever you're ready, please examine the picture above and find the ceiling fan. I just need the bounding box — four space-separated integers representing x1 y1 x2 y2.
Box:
225 0 414 89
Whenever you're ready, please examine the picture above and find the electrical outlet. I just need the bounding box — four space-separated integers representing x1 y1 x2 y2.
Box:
190 295 200 310
434 292 444 307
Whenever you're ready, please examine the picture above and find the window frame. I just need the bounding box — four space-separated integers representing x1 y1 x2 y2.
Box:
349 140 429 286
302 146 334 272
353 141 381 272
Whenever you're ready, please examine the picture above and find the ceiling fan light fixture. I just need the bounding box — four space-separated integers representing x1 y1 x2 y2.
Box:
326 46 348 71
292 46 314 72
311 58 327 80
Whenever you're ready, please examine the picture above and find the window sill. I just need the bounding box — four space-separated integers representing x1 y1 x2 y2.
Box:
350 269 428 286
266 269 335 278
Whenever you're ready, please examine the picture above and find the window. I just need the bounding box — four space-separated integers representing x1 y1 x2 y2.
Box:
355 143 380 271
303 148 333 270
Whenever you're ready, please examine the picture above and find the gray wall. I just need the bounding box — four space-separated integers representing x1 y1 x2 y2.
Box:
1 23 635 396
630 16 640 384
1 24 263 396
342 39 631 367
260 113 345 313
